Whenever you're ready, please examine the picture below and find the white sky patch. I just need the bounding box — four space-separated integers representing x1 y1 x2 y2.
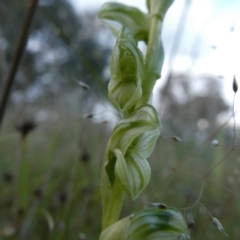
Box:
172 56 192 72
69 0 147 13
27 38 42 52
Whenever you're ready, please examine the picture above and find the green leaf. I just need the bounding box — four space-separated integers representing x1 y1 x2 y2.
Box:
128 207 190 240
100 207 190 240
109 26 144 116
100 214 133 240
114 149 151 199
98 2 150 42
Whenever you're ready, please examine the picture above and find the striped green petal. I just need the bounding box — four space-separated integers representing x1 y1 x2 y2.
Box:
128 207 190 240
114 149 151 199
105 105 160 185
108 105 160 155
98 2 150 43
108 26 144 116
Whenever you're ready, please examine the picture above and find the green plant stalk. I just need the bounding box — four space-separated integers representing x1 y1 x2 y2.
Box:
138 0 174 107
19 136 29 210
101 151 125 231
100 0 173 236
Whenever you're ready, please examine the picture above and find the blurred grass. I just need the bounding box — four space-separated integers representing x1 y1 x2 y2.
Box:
0 99 240 239
0 97 109 239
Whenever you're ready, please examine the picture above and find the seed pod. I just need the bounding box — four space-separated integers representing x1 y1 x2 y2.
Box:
59 191 67 204
212 217 224 232
76 80 90 90
2 172 13 183
172 136 182 142
211 139 219 147
144 202 167 209
85 114 93 119
158 203 167 209
80 151 91 163
34 187 43 199
16 120 37 139
188 220 195 230
212 217 228 237
233 75 238 93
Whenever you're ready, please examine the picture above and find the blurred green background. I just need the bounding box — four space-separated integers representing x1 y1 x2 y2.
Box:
0 0 239 239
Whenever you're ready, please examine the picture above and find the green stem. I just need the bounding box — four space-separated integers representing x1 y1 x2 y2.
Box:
100 152 125 231
19 136 28 210
138 0 174 107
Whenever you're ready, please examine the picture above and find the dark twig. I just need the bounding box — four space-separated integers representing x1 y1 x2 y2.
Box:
0 0 39 129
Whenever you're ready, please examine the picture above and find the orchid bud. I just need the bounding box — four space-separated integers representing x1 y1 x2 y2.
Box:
108 26 144 116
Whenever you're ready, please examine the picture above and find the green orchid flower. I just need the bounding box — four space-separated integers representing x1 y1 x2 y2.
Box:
105 105 160 199
108 26 144 117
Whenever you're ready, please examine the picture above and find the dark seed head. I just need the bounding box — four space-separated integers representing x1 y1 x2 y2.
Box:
172 136 182 142
85 114 93 119
3 200 13 208
17 208 25 216
158 203 167 209
80 152 91 163
188 220 195 230
2 172 13 183
59 192 67 204
34 188 43 199
16 120 37 138
233 75 238 93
